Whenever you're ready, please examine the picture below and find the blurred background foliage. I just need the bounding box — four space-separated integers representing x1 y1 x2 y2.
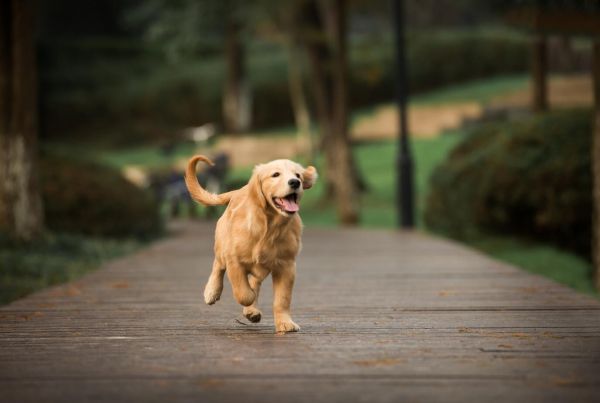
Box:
1 0 598 303
37 1 534 145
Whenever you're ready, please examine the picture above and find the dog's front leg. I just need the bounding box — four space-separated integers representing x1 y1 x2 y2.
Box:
272 263 300 333
243 266 269 323
226 260 255 307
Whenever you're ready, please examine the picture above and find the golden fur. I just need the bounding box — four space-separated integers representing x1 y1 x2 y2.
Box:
185 155 318 333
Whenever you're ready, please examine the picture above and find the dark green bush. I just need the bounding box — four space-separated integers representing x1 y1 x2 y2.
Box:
425 110 592 259
41 156 163 239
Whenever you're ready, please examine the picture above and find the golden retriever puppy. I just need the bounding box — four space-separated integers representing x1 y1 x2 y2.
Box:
185 155 318 333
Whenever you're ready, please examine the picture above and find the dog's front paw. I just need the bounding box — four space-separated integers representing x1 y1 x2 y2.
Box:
243 307 262 323
204 282 222 305
275 319 300 333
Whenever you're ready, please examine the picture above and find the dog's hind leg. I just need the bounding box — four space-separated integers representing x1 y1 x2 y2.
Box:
243 267 269 323
227 260 255 307
204 259 225 305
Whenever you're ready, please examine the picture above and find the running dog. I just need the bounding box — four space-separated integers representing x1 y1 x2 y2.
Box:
185 155 317 333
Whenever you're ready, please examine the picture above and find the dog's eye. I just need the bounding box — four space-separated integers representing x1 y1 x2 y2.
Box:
295 173 301 179
272 172 280 178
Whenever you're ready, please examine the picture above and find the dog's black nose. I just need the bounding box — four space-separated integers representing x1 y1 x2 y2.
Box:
288 178 301 189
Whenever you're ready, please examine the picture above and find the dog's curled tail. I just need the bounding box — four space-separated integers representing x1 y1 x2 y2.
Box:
185 155 235 206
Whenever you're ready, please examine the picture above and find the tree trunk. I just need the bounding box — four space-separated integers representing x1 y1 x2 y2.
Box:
592 40 600 291
0 0 44 242
300 0 359 224
531 33 548 113
286 42 315 163
222 20 251 133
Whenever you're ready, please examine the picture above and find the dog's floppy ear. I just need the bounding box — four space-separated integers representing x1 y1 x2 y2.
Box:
248 164 267 208
302 165 318 189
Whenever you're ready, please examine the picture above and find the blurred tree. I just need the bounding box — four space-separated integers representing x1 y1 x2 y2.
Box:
0 0 44 241
285 28 315 163
123 0 252 133
593 40 600 290
531 1 548 112
531 32 548 112
257 0 316 161
222 16 250 133
299 0 360 224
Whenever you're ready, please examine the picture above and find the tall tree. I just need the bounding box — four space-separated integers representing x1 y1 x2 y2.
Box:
286 34 315 162
299 0 359 224
592 40 600 290
222 17 251 133
0 0 44 241
261 0 315 161
123 0 252 133
531 33 548 112
530 1 548 112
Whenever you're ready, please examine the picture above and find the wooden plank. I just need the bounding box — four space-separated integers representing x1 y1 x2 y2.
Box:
0 221 599 402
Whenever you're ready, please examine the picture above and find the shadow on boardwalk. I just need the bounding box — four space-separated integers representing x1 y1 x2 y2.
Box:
1 221 599 402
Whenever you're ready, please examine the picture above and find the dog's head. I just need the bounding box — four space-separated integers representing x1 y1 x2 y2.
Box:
249 159 318 217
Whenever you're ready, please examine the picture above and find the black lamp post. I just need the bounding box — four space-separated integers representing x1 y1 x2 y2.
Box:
392 0 415 228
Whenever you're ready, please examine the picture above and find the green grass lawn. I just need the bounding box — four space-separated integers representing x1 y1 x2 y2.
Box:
350 74 527 125
411 74 528 105
298 133 464 229
0 234 142 305
470 236 596 295
43 141 199 170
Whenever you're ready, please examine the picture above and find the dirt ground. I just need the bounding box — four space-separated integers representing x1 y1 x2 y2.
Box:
351 75 593 142
489 75 593 109
351 102 483 140
212 135 311 168
187 75 593 167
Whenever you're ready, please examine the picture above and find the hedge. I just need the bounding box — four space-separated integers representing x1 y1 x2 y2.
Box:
41 156 163 239
424 109 592 259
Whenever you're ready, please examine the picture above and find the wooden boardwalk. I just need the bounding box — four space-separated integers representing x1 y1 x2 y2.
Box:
1 221 599 402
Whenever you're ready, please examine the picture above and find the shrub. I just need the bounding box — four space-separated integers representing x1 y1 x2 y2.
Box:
41 156 163 239
424 110 592 259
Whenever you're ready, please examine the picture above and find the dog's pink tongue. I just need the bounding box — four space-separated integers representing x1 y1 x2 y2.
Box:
281 197 299 212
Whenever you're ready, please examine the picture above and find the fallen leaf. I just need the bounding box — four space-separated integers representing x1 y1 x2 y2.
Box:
18 312 44 321
511 332 531 339
543 331 564 339
353 358 402 367
198 378 224 388
552 376 586 387
518 287 539 294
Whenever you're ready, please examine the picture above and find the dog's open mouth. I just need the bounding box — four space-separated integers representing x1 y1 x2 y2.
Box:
273 193 299 214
